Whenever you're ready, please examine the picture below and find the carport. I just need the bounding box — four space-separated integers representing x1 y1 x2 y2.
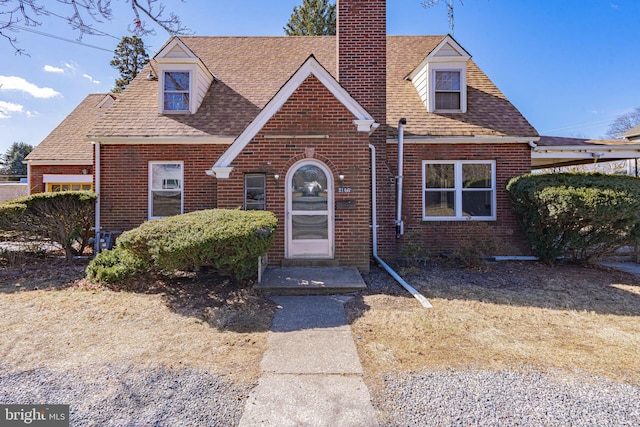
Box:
531 136 640 172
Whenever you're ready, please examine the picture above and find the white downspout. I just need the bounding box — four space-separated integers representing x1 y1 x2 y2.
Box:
396 118 406 237
369 143 432 309
94 142 101 255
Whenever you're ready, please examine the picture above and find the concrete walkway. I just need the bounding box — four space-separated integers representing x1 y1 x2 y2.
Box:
601 260 640 278
239 296 378 426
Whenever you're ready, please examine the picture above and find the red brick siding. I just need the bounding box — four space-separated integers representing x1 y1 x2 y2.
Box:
99 144 223 231
29 164 93 194
388 142 532 255
220 75 373 270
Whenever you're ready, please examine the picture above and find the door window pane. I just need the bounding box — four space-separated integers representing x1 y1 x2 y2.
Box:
291 165 328 210
291 215 328 240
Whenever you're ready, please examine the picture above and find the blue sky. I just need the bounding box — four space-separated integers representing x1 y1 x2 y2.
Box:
1 0 639 156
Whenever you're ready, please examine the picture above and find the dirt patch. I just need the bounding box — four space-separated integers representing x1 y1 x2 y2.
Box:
348 261 640 387
0 255 275 384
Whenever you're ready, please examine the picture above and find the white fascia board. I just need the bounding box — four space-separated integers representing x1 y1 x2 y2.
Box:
26 159 92 166
43 174 93 183
213 55 375 169
533 144 640 152
88 136 235 145
389 136 539 144
532 151 640 159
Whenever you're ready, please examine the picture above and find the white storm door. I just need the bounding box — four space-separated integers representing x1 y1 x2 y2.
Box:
286 161 334 259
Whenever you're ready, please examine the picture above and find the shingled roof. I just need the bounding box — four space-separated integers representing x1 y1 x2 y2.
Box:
27 93 114 162
623 124 640 140
86 35 537 140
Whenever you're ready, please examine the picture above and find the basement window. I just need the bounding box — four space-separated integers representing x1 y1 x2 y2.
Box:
423 160 495 221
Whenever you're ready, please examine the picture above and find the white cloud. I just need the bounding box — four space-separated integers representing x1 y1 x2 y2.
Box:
0 75 61 98
0 100 24 119
26 110 38 118
44 65 64 73
82 74 100 84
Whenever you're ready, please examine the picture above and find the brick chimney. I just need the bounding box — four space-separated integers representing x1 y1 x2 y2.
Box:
337 0 387 125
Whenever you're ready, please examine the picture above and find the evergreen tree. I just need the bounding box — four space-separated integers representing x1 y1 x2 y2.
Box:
0 142 32 180
110 36 150 93
284 0 336 36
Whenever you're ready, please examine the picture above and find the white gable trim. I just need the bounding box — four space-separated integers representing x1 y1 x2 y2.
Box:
155 37 195 60
210 55 376 176
408 35 470 81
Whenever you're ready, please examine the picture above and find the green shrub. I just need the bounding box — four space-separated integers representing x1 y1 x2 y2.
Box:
92 209 277 283
506 172 640 263
86 246 149 284
0 191 96 262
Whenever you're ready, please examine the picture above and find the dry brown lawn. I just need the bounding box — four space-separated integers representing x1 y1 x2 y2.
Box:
350 261 640 386
0 255 275 384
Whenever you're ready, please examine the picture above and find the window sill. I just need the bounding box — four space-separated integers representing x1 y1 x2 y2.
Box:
433 109 463 114
162 110 192 115
422 216 496 222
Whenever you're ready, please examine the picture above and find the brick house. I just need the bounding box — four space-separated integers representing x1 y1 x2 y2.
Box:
25 93 115 193
27 0 549 270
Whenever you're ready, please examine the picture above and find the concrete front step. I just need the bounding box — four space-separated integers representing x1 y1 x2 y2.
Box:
281 259 341 267
255 267 366 295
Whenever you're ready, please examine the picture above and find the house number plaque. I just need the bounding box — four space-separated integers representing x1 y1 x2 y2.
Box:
336 199 356 210
338 187 352 193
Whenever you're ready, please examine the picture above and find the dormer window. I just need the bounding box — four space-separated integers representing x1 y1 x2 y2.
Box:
163 71 190 112
408 35 471 114
154 37 215 115
435 70 461 110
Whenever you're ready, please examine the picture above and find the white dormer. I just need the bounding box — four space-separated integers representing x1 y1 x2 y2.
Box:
154 37 215 114
408 35 471 114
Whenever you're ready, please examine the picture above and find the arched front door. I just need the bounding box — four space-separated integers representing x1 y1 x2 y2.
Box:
286 160 334 259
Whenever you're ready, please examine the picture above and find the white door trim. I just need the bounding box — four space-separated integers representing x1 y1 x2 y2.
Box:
285 159 334 259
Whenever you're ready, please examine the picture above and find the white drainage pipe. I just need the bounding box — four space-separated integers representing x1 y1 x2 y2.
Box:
369 143 432 309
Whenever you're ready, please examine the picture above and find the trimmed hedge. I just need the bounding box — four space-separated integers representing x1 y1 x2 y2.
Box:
506 172 640 263
85 246 149 284
87 209 277 283
0 191 96 261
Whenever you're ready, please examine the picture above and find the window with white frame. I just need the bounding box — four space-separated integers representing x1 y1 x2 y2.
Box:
149 162 183 219
163 71 190 112
245 174 266 210
423 160 495 221
435 70 461 110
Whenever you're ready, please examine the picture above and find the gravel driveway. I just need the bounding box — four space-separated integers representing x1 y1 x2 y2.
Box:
376 369 640 426
0 364 251 426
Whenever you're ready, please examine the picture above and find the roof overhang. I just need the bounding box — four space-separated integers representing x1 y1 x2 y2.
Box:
388 136 538 144
25 159 92 166
87 136 235 145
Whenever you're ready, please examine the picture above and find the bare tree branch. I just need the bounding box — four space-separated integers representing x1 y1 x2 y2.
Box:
0 0 191 54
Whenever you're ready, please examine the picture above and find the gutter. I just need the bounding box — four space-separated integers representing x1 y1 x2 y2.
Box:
94 142 101 255
369 143 432 309
396 118 406 237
